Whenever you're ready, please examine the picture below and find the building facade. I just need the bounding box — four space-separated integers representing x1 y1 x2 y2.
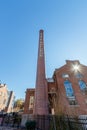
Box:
5 91 15 113
48 60 87 116
24 89 35 114
23 30 87 118
0 84 8 112
0 84 15 113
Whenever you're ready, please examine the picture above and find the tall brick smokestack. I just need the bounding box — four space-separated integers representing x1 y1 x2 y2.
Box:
33 30 49 115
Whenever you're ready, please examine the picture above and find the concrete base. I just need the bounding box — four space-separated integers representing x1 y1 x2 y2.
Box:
21 114 34 127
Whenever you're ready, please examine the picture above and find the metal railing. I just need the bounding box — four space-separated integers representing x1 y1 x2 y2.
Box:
0 114 87 130
32 115 87 130
0 113 21 129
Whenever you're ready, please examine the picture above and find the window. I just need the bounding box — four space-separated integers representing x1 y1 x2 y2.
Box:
64 80 77 105
62 74 69 78
69 99 77 105
0 92 2 96
3 99 6 104
78 80 87 91
75 73 83 79
64 80 74 97
29 96 34 110
47 78 54 82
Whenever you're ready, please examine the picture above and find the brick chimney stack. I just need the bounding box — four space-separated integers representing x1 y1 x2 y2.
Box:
33 30 49 115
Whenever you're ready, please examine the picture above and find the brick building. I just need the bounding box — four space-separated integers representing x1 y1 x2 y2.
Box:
48 60 87 116
23 30 87 122
24 89 35 114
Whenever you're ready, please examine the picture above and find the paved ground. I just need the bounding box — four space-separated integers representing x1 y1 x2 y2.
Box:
0 126 21 130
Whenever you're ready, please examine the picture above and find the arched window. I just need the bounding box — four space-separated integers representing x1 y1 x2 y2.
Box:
62 73 69 78
75 73 83 79
78 80 87 91
64 80 74 97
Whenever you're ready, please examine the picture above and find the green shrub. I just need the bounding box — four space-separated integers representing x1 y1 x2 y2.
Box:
25 120 36 130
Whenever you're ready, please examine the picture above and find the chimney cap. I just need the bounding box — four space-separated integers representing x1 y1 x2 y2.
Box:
39 29 44 32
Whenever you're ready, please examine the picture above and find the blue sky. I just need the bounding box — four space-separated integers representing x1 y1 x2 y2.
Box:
0 0 87 99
